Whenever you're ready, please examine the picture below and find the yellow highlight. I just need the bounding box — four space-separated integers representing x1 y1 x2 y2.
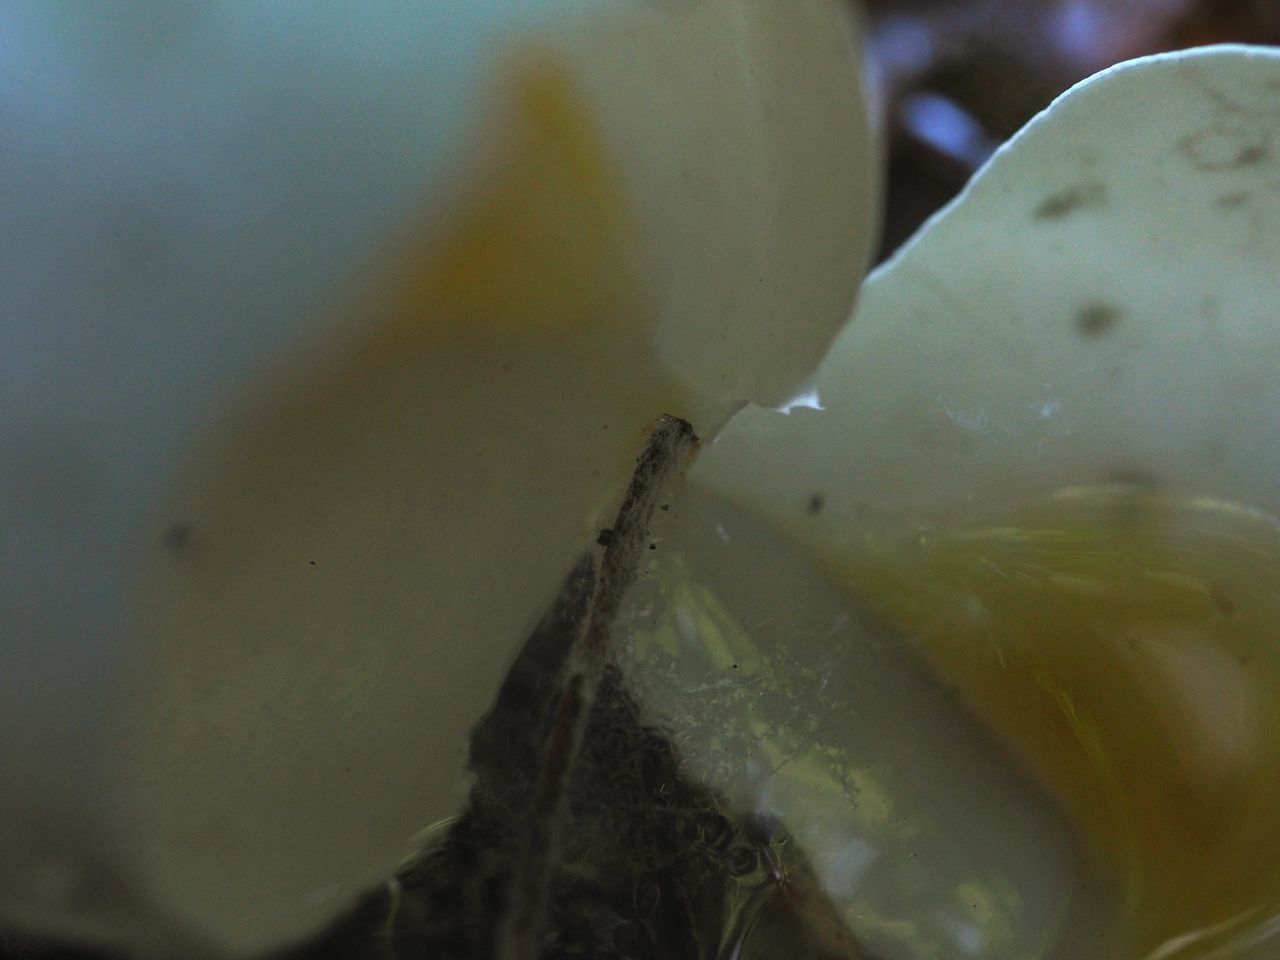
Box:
379 53 629 341
832 487 1280 957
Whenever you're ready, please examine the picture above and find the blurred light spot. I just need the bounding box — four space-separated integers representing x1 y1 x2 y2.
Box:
901 93 993 168
775 387 825 415
1052 0 1108 63
943 405 991 432
937 913 985 955
815 838 878 900
675 608 699 646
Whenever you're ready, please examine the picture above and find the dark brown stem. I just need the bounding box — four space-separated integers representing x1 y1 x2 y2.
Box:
494 415 699 960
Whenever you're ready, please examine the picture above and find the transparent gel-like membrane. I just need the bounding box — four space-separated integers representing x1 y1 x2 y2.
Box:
617 484 1280 959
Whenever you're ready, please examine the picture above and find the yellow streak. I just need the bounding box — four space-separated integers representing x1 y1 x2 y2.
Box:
382 52 629 342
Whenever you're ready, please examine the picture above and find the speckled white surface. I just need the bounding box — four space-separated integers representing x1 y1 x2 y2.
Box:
700 45 1280 542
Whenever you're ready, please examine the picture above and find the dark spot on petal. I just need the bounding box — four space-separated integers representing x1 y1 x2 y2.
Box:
1077 303 1122 339
807 493 825 516
309 560 317 566
1236 144 1268 166
163 523 192 552
1218 191 1251 208
1178 127 1270 171
596 528 614 547
1034 182 1106 220
1209 582 1237 617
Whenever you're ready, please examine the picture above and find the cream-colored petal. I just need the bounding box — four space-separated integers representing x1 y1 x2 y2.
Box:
0 1 872 955
550 0 878 410
701 44 1280 533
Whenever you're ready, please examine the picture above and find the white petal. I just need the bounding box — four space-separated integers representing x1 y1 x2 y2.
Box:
550 0 878 410
0 0 872 954
700 44 1280 535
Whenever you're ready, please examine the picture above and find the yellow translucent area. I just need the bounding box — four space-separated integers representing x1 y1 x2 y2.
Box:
832 487 1280 958
370 51 629 349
